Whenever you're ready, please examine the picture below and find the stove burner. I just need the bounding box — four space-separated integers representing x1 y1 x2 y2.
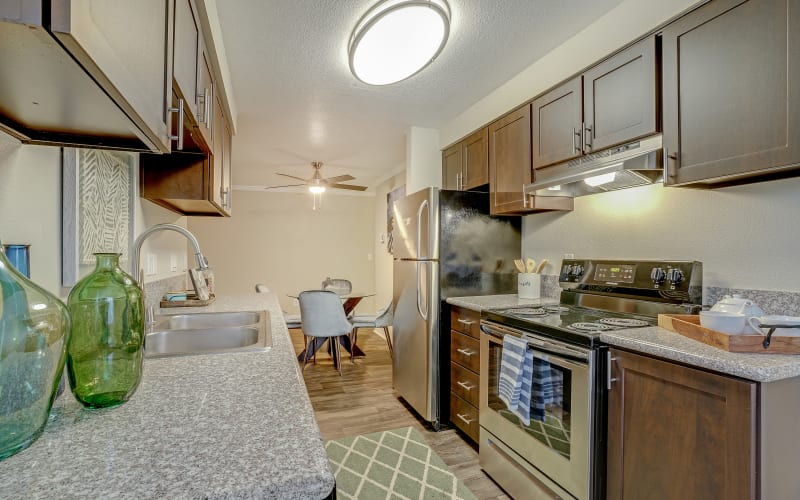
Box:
504 307 549 317
597 317 649 328
544 306 570 314
567 322 614 332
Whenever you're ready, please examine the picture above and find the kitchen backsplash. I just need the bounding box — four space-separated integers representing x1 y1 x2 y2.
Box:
705 287 800 316
145 275 187 311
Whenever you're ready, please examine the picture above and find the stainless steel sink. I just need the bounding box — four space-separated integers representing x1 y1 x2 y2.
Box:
145 310 271 358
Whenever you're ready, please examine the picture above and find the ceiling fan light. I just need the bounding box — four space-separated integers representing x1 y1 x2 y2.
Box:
309 185 326 194
349 0 450 86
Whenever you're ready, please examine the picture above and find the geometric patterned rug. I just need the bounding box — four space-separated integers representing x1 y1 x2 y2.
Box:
325 426 478 500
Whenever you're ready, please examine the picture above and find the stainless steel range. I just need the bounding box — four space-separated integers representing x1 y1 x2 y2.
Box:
479 259 702 499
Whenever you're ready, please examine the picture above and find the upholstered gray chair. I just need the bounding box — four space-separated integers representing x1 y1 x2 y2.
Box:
350 301 393 358
254 283 301 329
299 290 354 376
321 277 352 295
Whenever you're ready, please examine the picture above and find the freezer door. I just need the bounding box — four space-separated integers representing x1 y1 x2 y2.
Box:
392 259 440 422
390 187 439 260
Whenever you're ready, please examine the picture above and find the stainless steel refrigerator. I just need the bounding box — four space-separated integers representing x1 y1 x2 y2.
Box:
391 188 521 429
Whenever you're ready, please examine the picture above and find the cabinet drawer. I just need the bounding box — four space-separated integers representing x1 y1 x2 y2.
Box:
450 393 479 442
450 306 480 338
451 331 480 372
451 362 479 407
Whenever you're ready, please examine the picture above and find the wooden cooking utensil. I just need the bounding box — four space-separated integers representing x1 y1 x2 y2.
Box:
526 258 536 273
514 259 526 273
535 259 548 273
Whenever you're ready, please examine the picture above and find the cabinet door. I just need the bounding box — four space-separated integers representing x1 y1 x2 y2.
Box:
584 36 657 153
607 348 757 500
662 0 800 186
442 143 462 190
173 0 199 118
50 0 174 153
489 105 532 214
211 93 225 210
462 128 489 189
532 77 582 169
196 35 214 149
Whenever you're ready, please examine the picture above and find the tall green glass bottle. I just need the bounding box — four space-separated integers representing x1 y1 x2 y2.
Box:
67 253 144 409
0 240 69 460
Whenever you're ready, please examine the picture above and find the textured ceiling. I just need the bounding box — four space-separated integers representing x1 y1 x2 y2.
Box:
216 0 624 190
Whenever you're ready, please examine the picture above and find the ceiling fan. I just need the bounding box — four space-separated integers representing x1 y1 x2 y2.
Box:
265 162 368 193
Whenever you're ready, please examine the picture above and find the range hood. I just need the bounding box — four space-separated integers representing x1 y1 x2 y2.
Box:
525 135 664 198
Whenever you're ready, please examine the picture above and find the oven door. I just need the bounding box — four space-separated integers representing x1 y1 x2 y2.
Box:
480 321 595 500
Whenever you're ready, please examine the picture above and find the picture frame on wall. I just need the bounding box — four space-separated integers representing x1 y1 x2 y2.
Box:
61 148 136 287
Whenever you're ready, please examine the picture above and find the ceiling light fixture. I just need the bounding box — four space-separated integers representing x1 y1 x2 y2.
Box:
348 0 451 85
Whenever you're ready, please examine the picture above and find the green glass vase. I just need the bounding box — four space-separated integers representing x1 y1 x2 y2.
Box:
67 253 144 409
0 239 69 460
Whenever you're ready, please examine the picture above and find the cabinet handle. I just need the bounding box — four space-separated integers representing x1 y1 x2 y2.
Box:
607 351 617 390
456 348 475 357
583 123 592 153
197 87 211 126
456 318 475 326
572 127 582 153
522 184 527 208
456 413 474 425
456 172 462 190
456 381 475 391
168 98 184 150
664 147 678 179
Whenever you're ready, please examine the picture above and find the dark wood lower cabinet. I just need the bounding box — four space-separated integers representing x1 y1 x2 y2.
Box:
607 348 758 500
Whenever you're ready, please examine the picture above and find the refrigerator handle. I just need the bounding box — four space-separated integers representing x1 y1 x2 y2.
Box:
416 199 428 259
416 262 428 321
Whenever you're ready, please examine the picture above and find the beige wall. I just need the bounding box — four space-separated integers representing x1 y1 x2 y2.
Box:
0 134 190 299
372 171 406 312
187 189 376 314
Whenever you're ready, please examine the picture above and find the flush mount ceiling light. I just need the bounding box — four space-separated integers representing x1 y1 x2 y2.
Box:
348 0 451 85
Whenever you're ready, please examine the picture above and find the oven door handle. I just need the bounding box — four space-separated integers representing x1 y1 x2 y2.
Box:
480 322 590 362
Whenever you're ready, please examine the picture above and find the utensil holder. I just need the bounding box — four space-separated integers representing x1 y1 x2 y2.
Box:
518 273 541 299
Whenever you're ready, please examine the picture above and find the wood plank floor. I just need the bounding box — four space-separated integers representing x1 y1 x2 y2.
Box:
290 328 510 500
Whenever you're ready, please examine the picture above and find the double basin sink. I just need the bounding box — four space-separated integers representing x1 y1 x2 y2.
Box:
145 310 272 358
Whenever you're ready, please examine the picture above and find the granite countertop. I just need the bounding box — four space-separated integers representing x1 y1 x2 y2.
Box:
0 292 335 499
445 294 558 311
602 327 800 383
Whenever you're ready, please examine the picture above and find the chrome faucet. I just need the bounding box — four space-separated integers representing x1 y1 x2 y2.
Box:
131 223 210 302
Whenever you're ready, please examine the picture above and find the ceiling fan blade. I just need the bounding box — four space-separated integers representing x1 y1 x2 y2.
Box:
276 173 309 182
323 174 355 184
329 183 368 191
264 183 305 190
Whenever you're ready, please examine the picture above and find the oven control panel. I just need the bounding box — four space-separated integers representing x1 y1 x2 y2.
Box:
559 259 703 304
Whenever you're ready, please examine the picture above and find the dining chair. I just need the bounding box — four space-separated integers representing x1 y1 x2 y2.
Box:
254 283 301 329
321 277 352 295
298 290 354 376
350 301 393 358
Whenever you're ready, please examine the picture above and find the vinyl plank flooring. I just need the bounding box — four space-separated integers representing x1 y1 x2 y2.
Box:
290 328 510 500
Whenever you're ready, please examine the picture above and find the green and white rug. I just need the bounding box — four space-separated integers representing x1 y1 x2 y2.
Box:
325 426 478 500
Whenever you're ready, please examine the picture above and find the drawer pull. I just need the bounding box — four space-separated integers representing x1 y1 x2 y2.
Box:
457 318 475 326
456 413 474 425
456 348 475 357
456 380 475 391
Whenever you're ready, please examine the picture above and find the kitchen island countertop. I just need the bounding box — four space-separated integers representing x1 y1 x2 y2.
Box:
0 292 335 499
445 294 558 312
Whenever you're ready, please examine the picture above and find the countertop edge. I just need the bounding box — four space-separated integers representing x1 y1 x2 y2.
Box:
445 294 558 312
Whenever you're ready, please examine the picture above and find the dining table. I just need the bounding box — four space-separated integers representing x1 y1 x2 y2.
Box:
289 290 376 365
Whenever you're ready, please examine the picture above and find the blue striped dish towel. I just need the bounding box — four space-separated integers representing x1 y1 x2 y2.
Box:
498 334 534 425
531 355 562 423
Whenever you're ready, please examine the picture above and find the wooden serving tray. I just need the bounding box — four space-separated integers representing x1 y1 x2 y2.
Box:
159 293 216 308
658 314 800 354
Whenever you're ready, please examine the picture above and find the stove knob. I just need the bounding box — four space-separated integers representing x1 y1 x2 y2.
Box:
650 267 666 285
666 268 684 286
571 264 584 277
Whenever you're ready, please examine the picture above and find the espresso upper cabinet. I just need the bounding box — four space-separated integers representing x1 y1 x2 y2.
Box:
532 77 582 169
532 36 658 170
442 128 489 190
173 0 199 119
607 348 757 500
196 35 215 149
584 36 658 153
489 105 532 214
662 0 800 186
49 0 174 152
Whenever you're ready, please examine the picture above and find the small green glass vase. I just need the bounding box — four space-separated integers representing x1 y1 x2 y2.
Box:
0 239 70 460
67 253 144 409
